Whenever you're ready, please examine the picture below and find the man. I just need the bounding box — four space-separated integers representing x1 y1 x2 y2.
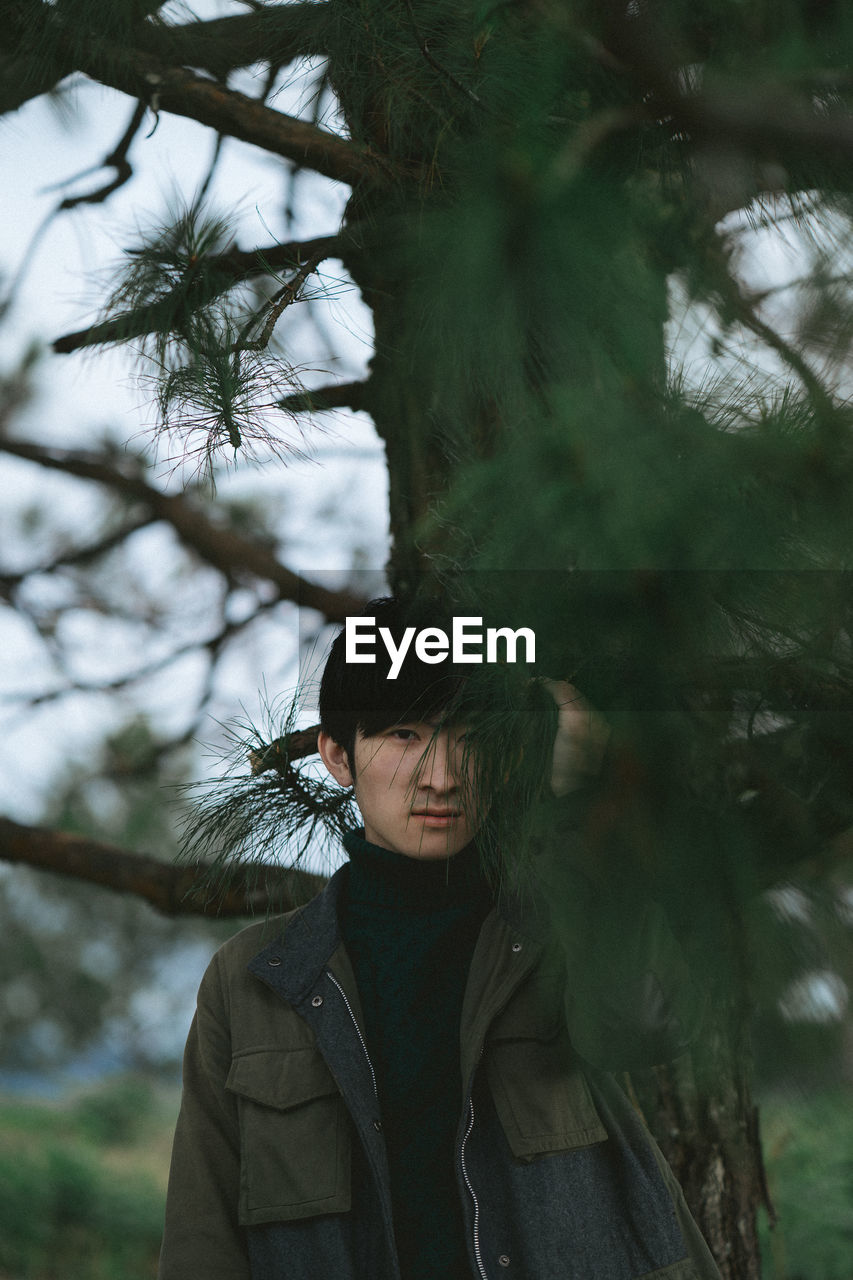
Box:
159 596 721 1280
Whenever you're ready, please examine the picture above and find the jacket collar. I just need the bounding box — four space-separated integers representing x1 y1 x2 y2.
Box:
247 865 347 1004
246 855 551 1033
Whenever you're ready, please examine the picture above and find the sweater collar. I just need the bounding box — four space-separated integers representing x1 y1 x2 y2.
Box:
342 828 491 912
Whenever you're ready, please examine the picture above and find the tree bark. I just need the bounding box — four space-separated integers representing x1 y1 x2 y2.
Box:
630 999 773 1280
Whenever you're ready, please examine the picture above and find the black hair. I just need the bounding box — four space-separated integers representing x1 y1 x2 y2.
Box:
318 596 467 766
184 594 556 891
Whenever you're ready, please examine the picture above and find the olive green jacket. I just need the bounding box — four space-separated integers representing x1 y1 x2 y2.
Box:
159 861 721 1280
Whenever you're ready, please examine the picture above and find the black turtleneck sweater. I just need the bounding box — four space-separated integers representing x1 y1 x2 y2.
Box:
339 829 492 1280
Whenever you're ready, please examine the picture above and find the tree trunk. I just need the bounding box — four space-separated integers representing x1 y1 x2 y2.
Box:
334 9 767 1270
631 998 773 1278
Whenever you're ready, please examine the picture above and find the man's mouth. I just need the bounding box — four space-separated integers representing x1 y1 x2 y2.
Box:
411 808 462 822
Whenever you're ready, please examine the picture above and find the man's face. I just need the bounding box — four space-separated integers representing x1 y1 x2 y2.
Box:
320 721 483 859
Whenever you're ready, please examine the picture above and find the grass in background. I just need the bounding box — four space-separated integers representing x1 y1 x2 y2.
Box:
1 1074 851 1278
0 1076 178 1280
760 1087 853 1280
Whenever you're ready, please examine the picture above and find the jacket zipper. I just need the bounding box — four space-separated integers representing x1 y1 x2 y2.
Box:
460 1047 488 1280
325 970 379 1099
328 970 487 1278
326 971 405 1280
460 1097 489 1280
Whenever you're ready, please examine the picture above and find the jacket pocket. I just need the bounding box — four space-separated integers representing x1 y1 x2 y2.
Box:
486 1035 607 1159
485 962 608 1159
226 1048 351 1226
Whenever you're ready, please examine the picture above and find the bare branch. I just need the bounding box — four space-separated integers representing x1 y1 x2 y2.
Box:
56 98 147 210
1 630 217 711
0 438 367 621
0 815 326 916
235 251 325 353
0 515 155 595
52 232 342 353
77 44 384 189
0 591 288 716
249 725 321 774
734 296 834 417
277 380 367 414
702 230 837 417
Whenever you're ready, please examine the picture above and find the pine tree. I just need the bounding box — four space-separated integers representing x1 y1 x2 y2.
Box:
4 2 853 1272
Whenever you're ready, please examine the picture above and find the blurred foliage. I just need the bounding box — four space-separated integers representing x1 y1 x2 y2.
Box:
75 1074 157 1145
0 717 241 1074
0 1077 173 1279
750 872 853 1091
759 1088 853 1280
2 1075 851 1280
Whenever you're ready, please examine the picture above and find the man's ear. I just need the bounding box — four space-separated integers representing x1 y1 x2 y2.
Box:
317 731 354 788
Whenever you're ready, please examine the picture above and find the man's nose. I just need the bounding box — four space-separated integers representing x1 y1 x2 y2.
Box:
422 734 459 788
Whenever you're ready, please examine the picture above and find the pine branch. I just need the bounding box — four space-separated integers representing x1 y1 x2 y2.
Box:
136 4 328 79
604 5 853 190
0 815 326 916
0 51 74 114
679 86 853 181
0 438 367 621
52 232 342 353
5 2 380 184
1 787 846 920
1 0 73 113
401 0 482 108
681 656 853 713
0 1 323 115
77 43 384 189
